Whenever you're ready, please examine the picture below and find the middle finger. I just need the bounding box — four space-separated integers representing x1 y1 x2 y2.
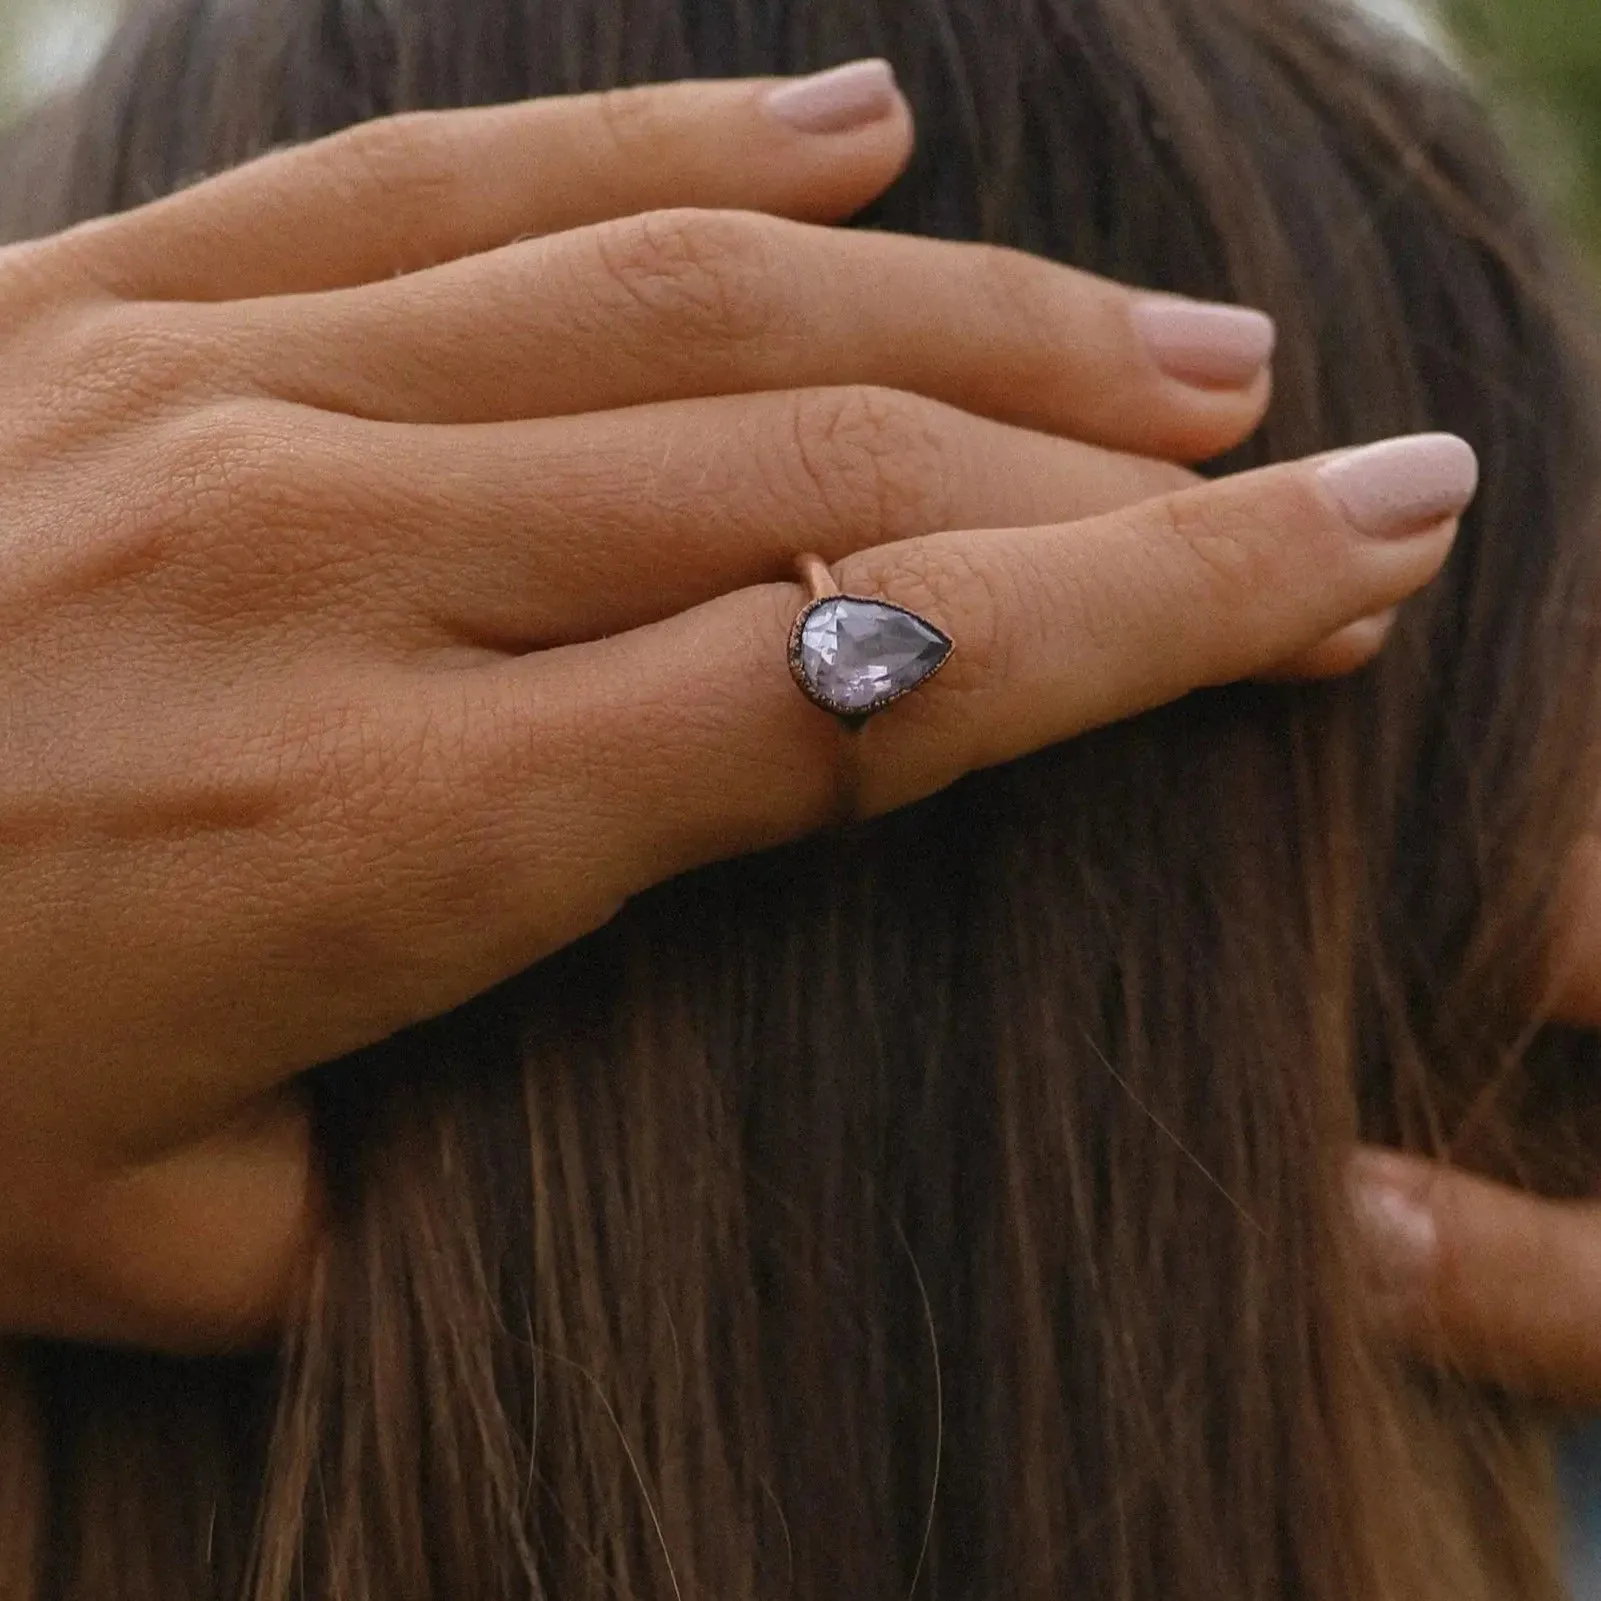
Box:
210 208 1276 464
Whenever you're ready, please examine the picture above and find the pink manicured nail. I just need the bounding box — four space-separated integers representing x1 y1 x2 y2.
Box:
1317 433 1479 540
763 59 900 135
1132 296 1276 389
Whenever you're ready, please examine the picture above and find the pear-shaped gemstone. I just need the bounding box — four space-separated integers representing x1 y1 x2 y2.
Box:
793 597 953 716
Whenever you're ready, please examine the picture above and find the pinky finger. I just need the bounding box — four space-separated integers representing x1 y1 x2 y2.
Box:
1264 610 1398 682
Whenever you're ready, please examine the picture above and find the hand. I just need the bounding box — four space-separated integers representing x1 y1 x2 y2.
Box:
1352 835 1601 1403
0 65 1466 1349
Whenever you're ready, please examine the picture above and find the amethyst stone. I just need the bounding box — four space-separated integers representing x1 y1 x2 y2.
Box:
791 596 953 718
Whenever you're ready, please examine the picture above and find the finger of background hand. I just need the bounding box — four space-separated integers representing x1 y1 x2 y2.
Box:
29 66 913 302
1350 1147 1601 1406
409 434 1469 974
222 209 1275 461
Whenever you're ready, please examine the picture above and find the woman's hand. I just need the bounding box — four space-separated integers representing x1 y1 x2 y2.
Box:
0 64 1469 1349
1353 836 1601 1403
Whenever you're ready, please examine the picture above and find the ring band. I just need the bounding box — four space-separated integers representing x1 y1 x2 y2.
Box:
787 554 954 724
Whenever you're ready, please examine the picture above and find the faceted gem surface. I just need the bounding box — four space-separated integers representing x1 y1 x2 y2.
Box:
794 597 952 715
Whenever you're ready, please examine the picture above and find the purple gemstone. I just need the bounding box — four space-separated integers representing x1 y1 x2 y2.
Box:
795 597 952 715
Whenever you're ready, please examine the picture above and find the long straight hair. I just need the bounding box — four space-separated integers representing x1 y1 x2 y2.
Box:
3 1 1601 1598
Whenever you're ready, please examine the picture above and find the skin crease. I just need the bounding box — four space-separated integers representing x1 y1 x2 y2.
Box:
0 61 1575 1404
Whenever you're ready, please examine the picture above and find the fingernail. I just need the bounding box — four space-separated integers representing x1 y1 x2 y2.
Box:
763 59 900 135
1132 296 1277 389
1349 1162 1438 1295
1317 433 1479 540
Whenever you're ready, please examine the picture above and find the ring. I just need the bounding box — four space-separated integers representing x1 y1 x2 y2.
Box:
787 554 954 724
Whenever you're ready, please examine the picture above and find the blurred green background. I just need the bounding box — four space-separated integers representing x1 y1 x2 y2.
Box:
1 0 1599 256
1442 0 1601 253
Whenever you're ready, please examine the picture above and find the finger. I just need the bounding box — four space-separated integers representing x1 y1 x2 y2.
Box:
602 434 1467 862
1261 610 1397 682
33 66 913 302
1545 833 1601 1027
222 209 1276 462
385 432 1468 1003
0 1100 311 1351
234 392 1196 651
1350 1147 1601 1407
190 391 1383 682
164 392 1370 682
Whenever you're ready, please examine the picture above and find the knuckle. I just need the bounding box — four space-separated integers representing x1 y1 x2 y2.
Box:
41 303 221 423
226 708 449 1020
313 693 430 838
338 689 601 999
1154 491 1283 614
587 84 672 164
102 405 389 627
969 240 1075 352
120 402 311 594
10 424 249 607
784 386 953 546
588 207 779 346
152 400 291 523
318 112 467 249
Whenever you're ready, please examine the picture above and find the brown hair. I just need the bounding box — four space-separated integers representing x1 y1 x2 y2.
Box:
4 1 1601 1597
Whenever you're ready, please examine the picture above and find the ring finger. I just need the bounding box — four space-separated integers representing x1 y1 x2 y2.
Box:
255 389 1192 651
164 394 1396 688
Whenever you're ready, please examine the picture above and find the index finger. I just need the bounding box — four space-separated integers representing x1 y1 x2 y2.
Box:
25 64 914 302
